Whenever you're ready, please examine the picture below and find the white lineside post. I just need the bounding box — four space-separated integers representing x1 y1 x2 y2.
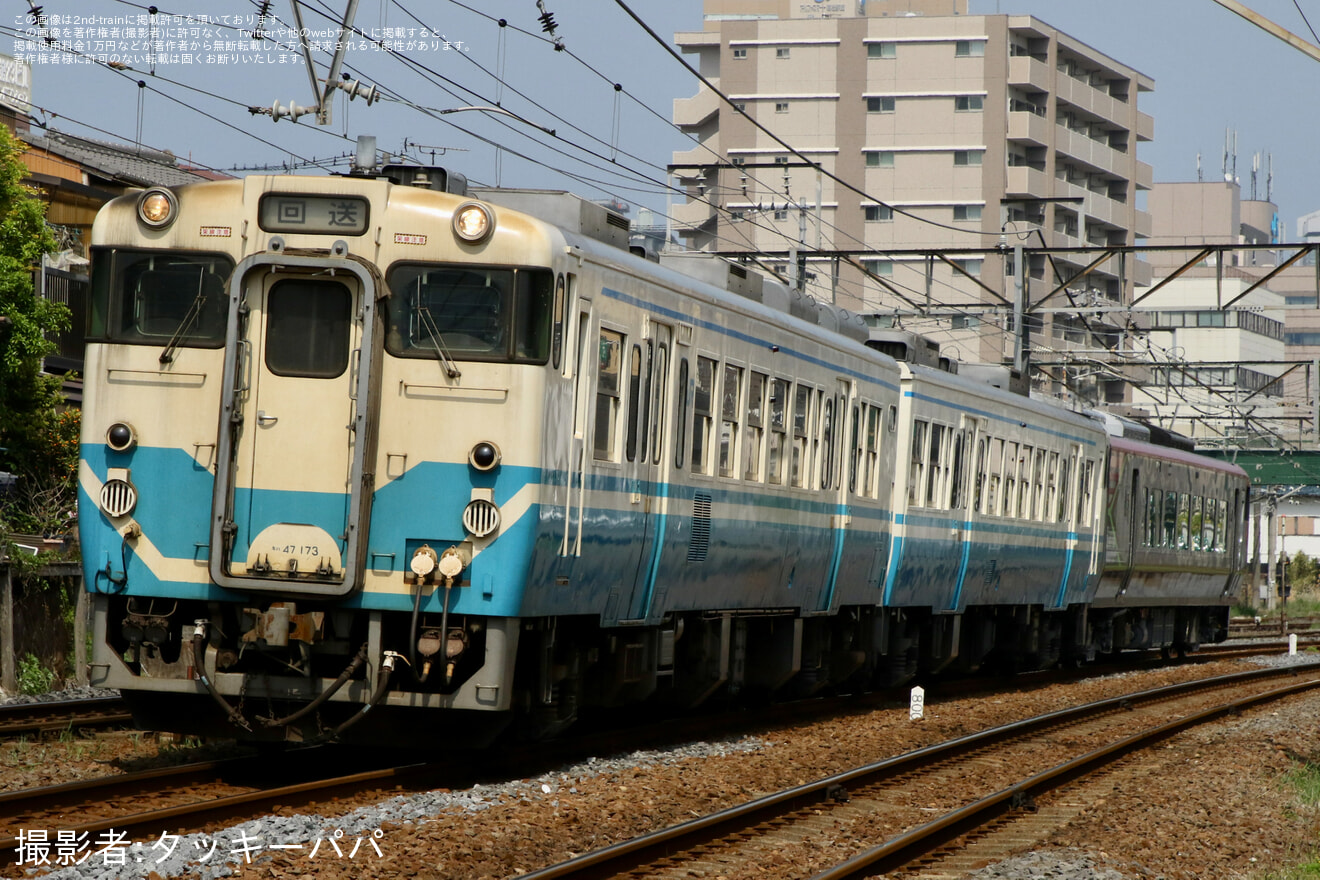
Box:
1290 633 1298 656
909 686 925 721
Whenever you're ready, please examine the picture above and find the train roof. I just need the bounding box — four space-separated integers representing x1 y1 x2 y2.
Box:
1109 434 1249 479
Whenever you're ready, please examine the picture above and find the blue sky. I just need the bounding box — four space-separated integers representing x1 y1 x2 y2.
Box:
15 1 1320 236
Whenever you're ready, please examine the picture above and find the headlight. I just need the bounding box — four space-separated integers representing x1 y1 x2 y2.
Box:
453 202 494 243
106 422 137 453
137 187 178 228
469 441 501 471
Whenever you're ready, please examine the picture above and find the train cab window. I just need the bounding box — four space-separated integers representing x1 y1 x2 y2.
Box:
386 264 553 363
720 364 743 477
745 371 767 482
909 420 928 506
692 357 717 474
674 358 690 469
865 406 882 498
768 379 789 484
265 279 352 378
89 249 231 347
593 329 623 461
792 385 813 488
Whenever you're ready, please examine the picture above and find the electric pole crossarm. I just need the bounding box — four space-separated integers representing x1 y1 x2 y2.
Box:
1032 248 1118 311
1221 246 1311 309
935 253 1011 305
1128 248 1215 308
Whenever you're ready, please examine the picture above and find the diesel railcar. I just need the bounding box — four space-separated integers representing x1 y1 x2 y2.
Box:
77 167 1246 744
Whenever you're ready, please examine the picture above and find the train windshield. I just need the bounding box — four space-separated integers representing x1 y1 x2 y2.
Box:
89 249 231 347
385 263 553 364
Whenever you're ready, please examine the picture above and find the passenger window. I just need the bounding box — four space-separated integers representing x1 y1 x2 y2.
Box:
625 344 643 463
692 356 717 474
1017 445 1033 519
551 274 565 370
745 372 767 481
985 437 1003 516
1178 493 1191 549
849 404 862 495
674 358 689 469
1031 449 1045 521
1056 456 1071 524
593 329 624 461
909 420 928 506
650 343 668 465
865 406 882 498
768 379 789 484
926 425 945 508
720 363 742 478
1215 499 1229 552
792 385 812 488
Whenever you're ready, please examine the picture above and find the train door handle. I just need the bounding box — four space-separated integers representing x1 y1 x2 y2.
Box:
257 410 279 426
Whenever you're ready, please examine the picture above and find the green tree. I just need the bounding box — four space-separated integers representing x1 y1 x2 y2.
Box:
0 123 65 534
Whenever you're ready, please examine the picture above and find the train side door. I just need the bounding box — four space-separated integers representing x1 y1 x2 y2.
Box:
947 416 977 610
623 322 672 622
816 378 854 613
211 257 379 597
1052 442 1086 608
561 290 592 559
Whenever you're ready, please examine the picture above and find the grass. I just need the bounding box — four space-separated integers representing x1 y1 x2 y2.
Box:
1235 595 1320 621
1263 763 1320 879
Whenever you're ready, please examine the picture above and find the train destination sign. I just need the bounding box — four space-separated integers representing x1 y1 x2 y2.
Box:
258 194 370 235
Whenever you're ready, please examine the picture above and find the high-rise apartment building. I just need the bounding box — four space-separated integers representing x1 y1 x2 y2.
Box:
672 0 1153 376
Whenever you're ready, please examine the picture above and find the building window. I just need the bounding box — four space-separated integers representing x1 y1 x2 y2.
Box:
953 205 982 221
774 155 789 165
867 42 896 59
862 259 893 276
729 211 746 222
951 315 981 329
731 156 745 166
951 258 983 276
955 40 985 57
955 96 984 112
732 47 747 59
867 96 895 113
775 101 789 113
733 102 747 112
774 209 788 221
953 150 984 166
864 205 893 222
776 47 791 59
864 150 895 167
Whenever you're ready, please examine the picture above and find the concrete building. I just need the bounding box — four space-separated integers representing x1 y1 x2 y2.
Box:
672 0 1153 384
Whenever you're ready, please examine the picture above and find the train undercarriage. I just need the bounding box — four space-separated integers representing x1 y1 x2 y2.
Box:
91 594 1229 746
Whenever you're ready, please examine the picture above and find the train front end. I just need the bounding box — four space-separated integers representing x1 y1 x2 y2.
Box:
79 172 555 744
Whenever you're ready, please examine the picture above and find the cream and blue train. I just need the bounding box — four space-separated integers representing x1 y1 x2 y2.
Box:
77 168 1248 744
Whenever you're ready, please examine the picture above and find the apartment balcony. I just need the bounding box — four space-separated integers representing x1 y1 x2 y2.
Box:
1135 208 1152 239
674 87 720 130
1007 55 1051 92
1134 159 1153 190
671 197 717 231
1135 111 1154 142
1006 165 1052 198
675 31 718 50
1055 126 1127 179
671 140 722 170
1007 110 1049 147
1132 256 1152 287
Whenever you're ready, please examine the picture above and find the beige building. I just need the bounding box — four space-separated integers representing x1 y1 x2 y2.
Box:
672 0 1153 386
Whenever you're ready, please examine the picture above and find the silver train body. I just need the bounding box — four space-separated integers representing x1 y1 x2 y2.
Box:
77 170 1248 744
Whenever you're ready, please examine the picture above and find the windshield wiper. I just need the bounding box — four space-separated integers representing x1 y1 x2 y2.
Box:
416 303 462 379
159 273 207 365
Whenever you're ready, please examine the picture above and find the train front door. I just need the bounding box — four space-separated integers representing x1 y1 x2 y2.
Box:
210 254 380 597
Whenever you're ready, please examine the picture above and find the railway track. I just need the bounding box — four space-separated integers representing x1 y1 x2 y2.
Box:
0 697 130 739
518 661 1320 880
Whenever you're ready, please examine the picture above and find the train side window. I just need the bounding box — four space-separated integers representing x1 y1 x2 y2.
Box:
972 437 986 511
593 329 624 461
768 378 789 484
792 385 813 488
1002 441 1018 517
1056 455 1070 524
1044 452 1059 523
745 371 767 482
1177 493 1191 549
909 420 928 506
1145 488 1160 547
1215 499 1229 552
626 344 643 463
888 405 898 433
674 358 690 469
984 437 1003 516
1161 490 1177 548
650 343 668 466
692 356 717 474
1017 445 1033 520
865 406 881 498
1029 451 1040 519
720 363 743 478
820 395 835 490
551 274 566 371
849 403 862 495
1195 496 1212 551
